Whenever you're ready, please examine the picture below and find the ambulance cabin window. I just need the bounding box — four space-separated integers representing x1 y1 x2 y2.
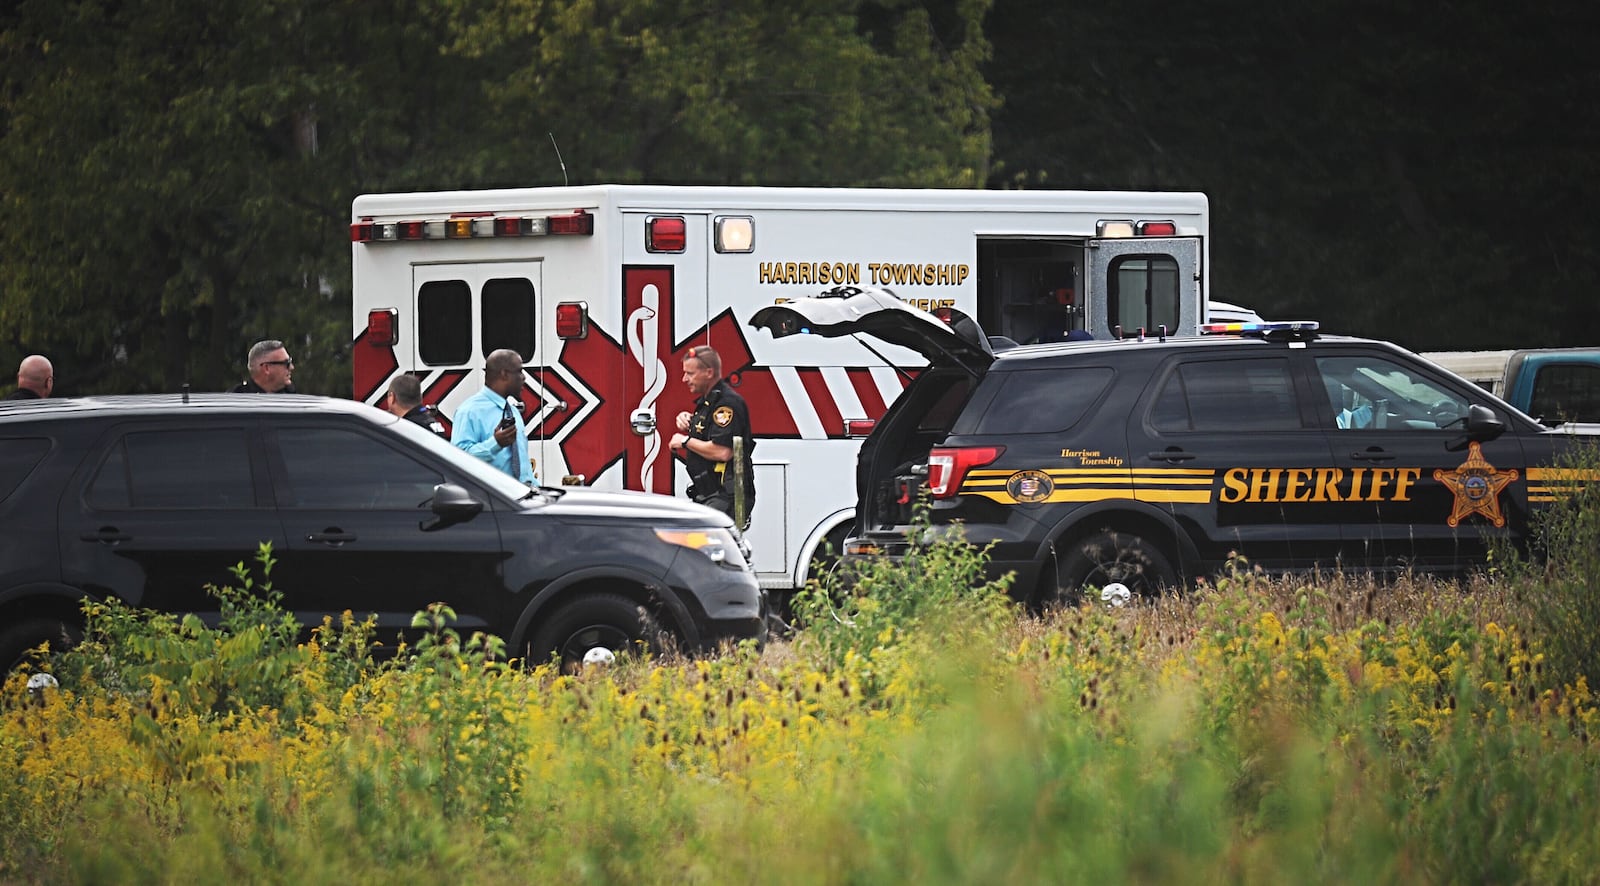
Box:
418 280 472 366
1107 256 1179 336
481 278 536 360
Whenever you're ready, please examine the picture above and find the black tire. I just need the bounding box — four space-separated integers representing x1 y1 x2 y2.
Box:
1051 531 1179 607
528 593 663 671
0 617 80 675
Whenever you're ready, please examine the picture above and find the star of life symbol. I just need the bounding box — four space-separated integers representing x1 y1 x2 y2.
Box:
1433 441 1518 528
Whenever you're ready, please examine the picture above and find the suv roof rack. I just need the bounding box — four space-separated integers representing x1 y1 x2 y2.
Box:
1200 320 1320 342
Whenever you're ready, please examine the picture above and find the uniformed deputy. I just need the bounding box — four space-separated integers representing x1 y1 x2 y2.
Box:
384 373 448 439
668 345 756 529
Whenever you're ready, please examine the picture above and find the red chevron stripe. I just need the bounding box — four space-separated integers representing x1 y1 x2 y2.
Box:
798 368 845 438
847 369 893 419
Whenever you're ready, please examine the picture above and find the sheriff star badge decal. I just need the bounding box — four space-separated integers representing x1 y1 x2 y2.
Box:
1433 441 1518 528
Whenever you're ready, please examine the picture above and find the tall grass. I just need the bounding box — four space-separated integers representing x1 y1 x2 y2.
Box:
3 506 1599 883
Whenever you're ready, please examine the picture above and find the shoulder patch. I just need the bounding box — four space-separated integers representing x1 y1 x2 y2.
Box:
713 405 735 427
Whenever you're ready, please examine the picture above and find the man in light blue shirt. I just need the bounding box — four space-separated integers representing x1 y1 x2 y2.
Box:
452 348 536 484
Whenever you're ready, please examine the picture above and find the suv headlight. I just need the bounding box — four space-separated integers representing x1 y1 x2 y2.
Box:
655 527 749 570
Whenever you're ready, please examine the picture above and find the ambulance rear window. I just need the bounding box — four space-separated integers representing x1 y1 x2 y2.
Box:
481 277 536 360
1107 255 1180 336
418 280 471 365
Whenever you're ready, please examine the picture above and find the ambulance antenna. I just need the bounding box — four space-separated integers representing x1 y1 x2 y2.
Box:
549 133 568 187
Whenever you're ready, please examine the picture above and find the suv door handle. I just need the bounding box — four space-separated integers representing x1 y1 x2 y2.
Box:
1349 448 1396 462
1146 450 1196 463
80 527 131 544
307 529 357 545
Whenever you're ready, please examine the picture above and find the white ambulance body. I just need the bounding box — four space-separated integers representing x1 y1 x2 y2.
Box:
350 185 1212 594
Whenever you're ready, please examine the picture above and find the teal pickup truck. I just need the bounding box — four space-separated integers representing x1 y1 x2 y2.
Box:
1425 348 1600 425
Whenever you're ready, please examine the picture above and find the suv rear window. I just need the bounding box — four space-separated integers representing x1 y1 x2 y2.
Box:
88 429 255 509
967 367 1114 434
0 437 50 503
1150 357 1300 432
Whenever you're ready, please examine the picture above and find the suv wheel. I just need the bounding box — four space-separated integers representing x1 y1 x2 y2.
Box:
0 617 81 675
1052 531 1178 605
530 593 664 672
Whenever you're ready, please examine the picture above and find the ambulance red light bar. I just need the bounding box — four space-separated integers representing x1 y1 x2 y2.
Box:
1095 219 1182 238
350 209 593 242
1137 220 1178 236
547 209 593 235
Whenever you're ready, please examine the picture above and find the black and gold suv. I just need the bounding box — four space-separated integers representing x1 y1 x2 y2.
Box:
752 287 1598 603
0 395 764 673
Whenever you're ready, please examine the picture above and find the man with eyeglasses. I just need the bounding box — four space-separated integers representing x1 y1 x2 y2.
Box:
668 345 755 530
229 340 298 394
452 348 536 484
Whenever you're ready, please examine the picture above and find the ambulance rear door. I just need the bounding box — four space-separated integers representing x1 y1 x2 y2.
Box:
410 261 544 467
615 211 711 500
1084 234 1202 338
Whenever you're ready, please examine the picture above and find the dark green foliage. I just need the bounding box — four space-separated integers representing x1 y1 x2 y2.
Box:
986 1 1600 350
53 543 380 722
1518 439 1600 686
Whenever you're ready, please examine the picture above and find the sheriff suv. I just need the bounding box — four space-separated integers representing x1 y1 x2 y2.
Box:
0 395 764 673
752 287 1598 604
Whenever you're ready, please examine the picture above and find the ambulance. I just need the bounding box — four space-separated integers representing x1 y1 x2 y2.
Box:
349 185 1219 600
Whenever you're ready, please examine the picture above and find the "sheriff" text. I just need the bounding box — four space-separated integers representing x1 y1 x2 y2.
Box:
1219 467 1423 503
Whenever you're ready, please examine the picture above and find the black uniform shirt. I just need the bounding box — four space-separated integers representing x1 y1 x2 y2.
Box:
228 380 298 394
685 378 755 499
402 404 449 439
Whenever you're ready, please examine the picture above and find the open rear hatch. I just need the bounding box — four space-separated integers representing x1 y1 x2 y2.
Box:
750 286 997 530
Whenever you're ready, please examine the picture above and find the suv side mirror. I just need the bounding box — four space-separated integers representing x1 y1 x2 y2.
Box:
423 482 483 531
1449 403 1506 451
1465 404 1505 441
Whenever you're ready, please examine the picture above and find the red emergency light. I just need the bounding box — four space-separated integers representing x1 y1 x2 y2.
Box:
844 418 877 438
555 302 589 339
1137 220 1178 236
647 216 687 253
548 210 593 236
366 308 398 347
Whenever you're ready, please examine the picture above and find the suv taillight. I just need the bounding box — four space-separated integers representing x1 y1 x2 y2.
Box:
925 446 1004 499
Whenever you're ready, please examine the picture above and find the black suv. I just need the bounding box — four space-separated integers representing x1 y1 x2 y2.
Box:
753 288 1598 603
0 395 765 672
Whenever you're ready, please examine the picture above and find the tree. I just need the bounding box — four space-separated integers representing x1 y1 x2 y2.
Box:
1 0 998 395
0 0 494 394
443 0 996 187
